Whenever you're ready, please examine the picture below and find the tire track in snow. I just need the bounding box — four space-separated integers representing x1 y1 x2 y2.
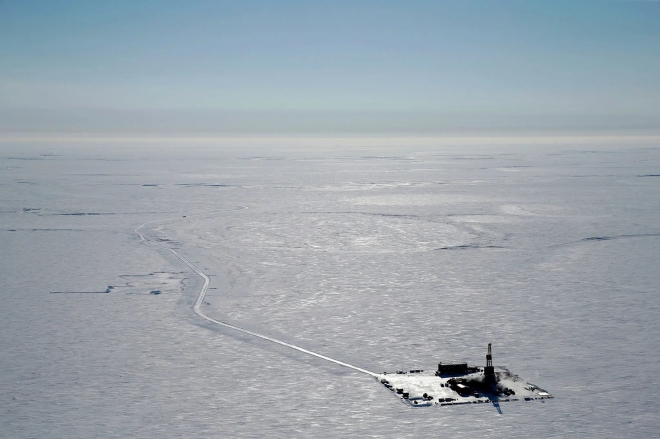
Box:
136 210 378 377
170 249 378 376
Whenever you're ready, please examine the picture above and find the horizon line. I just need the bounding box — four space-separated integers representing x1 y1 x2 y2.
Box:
2 132 660 146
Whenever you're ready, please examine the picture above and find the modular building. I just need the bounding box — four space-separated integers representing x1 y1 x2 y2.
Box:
436 362 468 375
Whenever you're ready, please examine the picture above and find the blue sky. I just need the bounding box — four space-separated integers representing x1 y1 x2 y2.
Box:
1 0 658 133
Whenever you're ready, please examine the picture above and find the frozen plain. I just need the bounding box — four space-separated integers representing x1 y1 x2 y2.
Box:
1 139 659 438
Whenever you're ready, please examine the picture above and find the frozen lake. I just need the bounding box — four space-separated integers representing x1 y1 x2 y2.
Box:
1 138 659 437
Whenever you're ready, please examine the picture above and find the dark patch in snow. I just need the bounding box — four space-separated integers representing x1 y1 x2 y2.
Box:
29 228 86 232
450 156 494 160
436 244 504 250
2 228 83 232
50 291 109 294
177 183 233 188
551 233 660 248
301 211 422 219
7 157 45 161
581 233 660 242
57 212 116 216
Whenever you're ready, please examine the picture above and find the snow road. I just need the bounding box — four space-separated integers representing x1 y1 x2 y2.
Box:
136 214 378 377
169 249 378 377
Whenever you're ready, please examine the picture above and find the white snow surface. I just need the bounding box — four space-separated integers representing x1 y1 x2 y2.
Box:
1 140 659 437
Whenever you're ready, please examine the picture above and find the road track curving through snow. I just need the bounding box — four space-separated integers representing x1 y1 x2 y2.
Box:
170 249 378 377
136 211 378 377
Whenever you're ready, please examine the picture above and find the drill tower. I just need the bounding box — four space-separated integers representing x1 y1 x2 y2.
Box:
484 343 495 377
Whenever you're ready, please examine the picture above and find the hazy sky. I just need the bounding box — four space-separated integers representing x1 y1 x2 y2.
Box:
1 0 659 134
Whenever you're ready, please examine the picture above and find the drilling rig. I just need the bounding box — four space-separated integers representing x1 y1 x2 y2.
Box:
484 343 496 380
